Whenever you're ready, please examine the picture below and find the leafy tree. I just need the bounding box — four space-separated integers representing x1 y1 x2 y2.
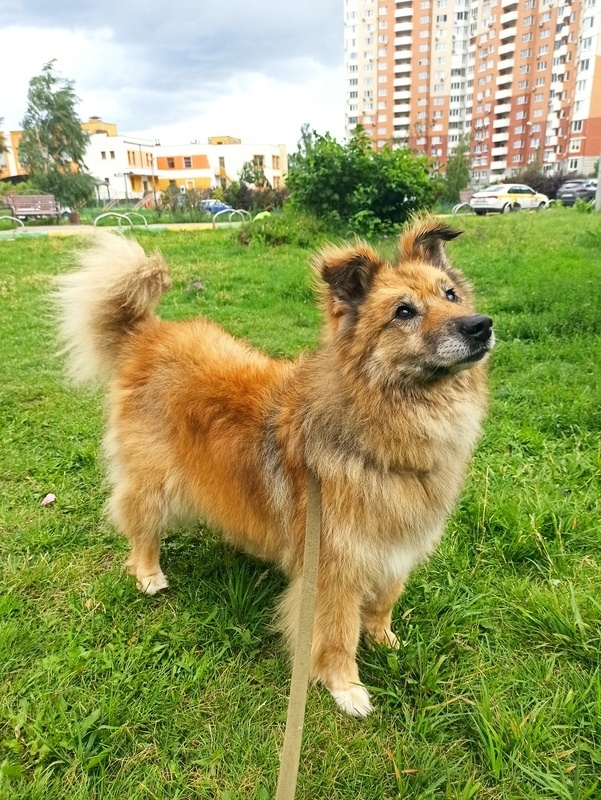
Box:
160 184 181 213
441 135 471 204
18 61 95 206
0 118 7 158
239 158 270 188
287 126 434 233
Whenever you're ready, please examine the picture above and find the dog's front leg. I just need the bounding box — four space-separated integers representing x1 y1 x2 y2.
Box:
362 578 404 649
309 571 371 716
278 564 369 717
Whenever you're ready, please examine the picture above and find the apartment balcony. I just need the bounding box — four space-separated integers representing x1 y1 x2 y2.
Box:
394 61 411 73
394 76 411 88
393 116 410 126
394 90 411 100
493 117 510 128
501 0 518 9
499 26 516 40
495 88 512 101
394 5 413 18
492 131 510 142
395 35 412 47
555 63 566 75
494 103 511 114
498 57 514 72
556 44 567 58
491 146 508 157
498 42 514 56
546 135 559 146
394 21 413 33
500 10 518 25
560 24 570 37
490 159 507 170
496 72 513 86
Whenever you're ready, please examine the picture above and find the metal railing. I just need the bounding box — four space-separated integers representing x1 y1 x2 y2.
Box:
93 212 148 228
212 208 251 229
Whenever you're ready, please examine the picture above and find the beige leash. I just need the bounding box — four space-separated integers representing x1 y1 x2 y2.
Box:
275 471 322 800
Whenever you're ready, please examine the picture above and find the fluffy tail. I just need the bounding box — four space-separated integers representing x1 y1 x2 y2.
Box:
56 234 172 385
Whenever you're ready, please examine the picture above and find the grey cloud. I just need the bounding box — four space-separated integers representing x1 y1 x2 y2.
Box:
3 0 342 132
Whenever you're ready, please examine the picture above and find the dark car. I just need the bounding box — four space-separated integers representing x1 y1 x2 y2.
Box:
556 179 597 206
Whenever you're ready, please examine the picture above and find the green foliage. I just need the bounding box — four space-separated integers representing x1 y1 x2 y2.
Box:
180 188 205 211
574 197 594 213
0 180 38 196
160 184 180 213
287 125 434 235
225 181 288 212
18 61 95 207
237 208 331 248
441 135 471 204
0 118 7 157
239 158 270 188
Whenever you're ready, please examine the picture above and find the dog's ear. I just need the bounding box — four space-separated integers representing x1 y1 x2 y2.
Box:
398 219 462 272
313 243 384 310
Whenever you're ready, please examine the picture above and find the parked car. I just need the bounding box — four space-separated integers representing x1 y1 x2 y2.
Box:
201 199 232 215
470 184 549 215
556 179 597 206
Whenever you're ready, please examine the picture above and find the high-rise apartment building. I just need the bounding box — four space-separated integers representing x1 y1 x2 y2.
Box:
344 0 601 184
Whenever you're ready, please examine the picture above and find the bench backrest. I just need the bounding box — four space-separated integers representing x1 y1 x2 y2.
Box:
8 195 60 215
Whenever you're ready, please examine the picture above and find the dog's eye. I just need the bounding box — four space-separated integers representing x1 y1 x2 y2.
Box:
445 288 458 302
395 305 416 320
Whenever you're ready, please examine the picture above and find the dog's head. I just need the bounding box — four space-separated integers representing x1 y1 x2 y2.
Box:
313 218 494 388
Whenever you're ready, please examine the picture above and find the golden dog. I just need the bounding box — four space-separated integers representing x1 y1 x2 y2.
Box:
57 219 493 716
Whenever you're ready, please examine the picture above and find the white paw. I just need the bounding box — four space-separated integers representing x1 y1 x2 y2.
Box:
136 572 169 595
331 684 373 717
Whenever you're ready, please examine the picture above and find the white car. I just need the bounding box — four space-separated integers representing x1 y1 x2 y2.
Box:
470 184 549 215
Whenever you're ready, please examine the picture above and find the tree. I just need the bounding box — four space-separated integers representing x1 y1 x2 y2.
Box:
441 135 471 205
0 118 7 159
287 125 434 233
239 158 270 188
18 61 95 206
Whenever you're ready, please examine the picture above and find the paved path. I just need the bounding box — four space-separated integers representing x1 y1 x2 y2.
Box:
0 221 241 240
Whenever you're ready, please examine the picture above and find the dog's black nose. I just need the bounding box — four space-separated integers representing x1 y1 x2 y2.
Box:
458 315 493 343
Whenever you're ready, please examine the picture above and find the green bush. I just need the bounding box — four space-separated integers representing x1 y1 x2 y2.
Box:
237 209 333 249
286 125 435 235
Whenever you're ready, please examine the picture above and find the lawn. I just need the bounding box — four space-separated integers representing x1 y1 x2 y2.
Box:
0 210 600 799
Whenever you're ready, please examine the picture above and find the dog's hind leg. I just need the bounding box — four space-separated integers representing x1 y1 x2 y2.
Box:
362 578 404 649
108 481 169 595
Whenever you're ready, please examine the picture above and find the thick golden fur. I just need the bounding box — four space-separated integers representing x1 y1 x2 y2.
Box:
56 222 493 717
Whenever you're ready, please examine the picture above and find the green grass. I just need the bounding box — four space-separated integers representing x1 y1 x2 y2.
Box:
1 210 600 799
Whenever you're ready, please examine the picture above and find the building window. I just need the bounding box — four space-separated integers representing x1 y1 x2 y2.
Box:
572 120 583 132
110 151 115 159
167 158 175 169
101 151 106 160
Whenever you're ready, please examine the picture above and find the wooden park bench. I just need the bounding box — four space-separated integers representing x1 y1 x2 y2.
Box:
6 194 61 221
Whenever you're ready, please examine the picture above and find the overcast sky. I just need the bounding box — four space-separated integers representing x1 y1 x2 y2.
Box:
0 0 345 149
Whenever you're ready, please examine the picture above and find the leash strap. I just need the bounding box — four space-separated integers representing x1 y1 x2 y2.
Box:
275 471 321 800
